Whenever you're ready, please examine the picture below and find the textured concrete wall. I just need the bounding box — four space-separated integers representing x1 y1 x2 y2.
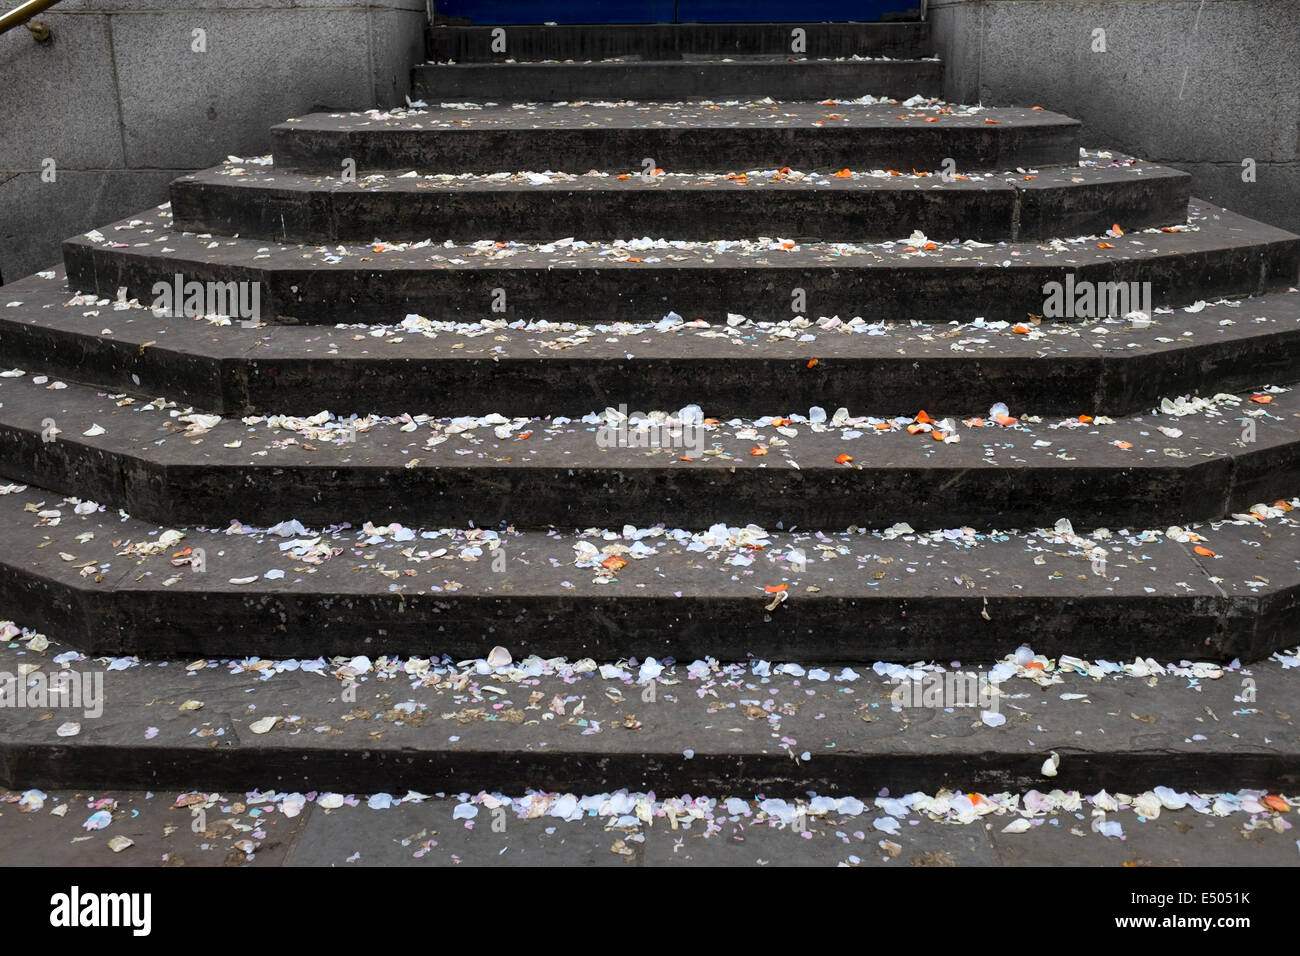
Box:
929 0 1300 234
1 0 425 281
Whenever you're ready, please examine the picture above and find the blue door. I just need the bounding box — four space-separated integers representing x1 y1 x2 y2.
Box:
434 1 915 23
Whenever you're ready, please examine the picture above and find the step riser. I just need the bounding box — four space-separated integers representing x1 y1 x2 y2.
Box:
8 309 1300 421
425 22 932 63
4 746 1293 796
0 559 1287 665
410 61 944 102
271 124 1082 177
3 426 1298 532
63 238 1300 326
168 173 1190 245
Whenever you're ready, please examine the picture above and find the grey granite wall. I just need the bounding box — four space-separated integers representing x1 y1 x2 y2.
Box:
929 0 1300 234
1 0 425 281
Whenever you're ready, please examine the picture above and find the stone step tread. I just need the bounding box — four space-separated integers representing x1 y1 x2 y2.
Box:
1 363 1293 471
64 200 1293 298
169 151 1189 244
5 787 1298 869
62 196 1284 322
273 101 1074 135
419 54 942 65
3 478 1296 661
176 150 1184 195
7 272 1300 419
0 632 1295 792
0 368 1297 531
269 101 1081 175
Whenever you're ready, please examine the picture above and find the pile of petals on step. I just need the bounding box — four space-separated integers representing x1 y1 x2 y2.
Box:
24 383 1273 447
439 787 1295 840
421 53 942 67
347 215 1198 262
6 480 1298 591
354 94 966 118
76 201 1204 269
49 787 1289 843
217 148 1151 190
7 610 1295 691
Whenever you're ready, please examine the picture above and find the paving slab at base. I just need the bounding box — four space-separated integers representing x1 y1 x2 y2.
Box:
284 801 998 867
2 788 1295 866
0 640 1295 794
0 788 308 867
60 202 1300 325
269 103 1081 176
5 272 1300 420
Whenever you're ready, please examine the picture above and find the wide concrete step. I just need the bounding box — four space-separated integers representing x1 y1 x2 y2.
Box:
411 57 944 102
168 152 1191 244
0 614 1295 792
269 102 1082 176
425 21 933 63
61 201 1300 326
6 784 1298 868
4 271 1300 420
0 370 1296 530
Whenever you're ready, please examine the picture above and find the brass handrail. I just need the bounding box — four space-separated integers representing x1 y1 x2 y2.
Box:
0 0 62 37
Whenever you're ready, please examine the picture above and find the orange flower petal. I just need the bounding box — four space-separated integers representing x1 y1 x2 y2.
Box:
835 453 853 464
601 555 628 571
1251 394 1273 404
915 409 933 424
764 583 788 593
1193 546 1216 557
1263 794 1291 812
806 357 819 368
834 168 852 178
750 446 768 456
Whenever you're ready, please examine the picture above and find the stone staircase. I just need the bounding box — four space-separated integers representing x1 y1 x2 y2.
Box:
1 19 1298 795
